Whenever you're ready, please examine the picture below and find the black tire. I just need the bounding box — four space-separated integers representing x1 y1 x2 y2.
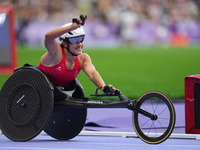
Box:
132 91 176 144
44 106 87 140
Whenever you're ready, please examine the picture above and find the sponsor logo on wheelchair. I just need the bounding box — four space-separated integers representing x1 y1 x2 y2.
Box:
87 100 103 104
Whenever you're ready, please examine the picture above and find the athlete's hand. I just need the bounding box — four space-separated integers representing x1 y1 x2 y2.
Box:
72 16 82 28
72 14 87 27
103 84 117 95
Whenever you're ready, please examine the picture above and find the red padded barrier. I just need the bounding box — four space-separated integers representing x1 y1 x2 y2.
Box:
185 75 200 134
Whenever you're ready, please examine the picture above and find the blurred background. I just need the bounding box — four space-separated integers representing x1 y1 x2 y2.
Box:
0 0 200 99
1 0 200 47
1 0 200 139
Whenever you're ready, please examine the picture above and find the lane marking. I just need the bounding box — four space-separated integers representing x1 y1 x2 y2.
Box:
0 147 89 150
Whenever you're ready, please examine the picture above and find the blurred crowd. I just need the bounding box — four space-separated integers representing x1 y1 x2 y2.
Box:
1 0 200 46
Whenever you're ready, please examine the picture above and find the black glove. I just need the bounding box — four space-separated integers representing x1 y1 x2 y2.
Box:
72 14 87 25
103 85 115 95
103 85 121 96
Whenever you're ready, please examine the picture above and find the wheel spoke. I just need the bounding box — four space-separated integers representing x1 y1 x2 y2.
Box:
158 117 170 120
154 100 160 113
157 107 168 116
147 120 155 135
153 121 158 137
156 119 165 130
139 115 151 128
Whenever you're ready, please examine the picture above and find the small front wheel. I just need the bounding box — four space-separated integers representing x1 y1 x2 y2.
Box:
132 91 176 144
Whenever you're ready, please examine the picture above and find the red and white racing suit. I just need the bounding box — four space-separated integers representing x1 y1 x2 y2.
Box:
38 48 81 87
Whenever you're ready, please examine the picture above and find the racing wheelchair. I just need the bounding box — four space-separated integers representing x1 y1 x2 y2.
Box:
0 65 176 144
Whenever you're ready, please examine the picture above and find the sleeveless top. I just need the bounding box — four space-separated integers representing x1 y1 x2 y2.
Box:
38 48 81 87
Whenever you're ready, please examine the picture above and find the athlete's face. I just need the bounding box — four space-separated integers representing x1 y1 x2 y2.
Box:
69 41 84 55
63 41 84 56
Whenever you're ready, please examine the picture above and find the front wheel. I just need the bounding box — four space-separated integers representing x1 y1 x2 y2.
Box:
132 91 176 144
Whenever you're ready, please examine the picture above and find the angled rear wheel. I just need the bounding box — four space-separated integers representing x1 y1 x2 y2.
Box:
44 106 87 140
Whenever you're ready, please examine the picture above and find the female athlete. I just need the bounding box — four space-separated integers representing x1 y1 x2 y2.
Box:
38 15 116 99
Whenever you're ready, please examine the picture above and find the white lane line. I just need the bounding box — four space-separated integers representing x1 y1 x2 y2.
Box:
0 147 88 150
67 142 200 148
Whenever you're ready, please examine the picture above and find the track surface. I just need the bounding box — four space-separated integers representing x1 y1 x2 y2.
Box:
0 134 200 150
